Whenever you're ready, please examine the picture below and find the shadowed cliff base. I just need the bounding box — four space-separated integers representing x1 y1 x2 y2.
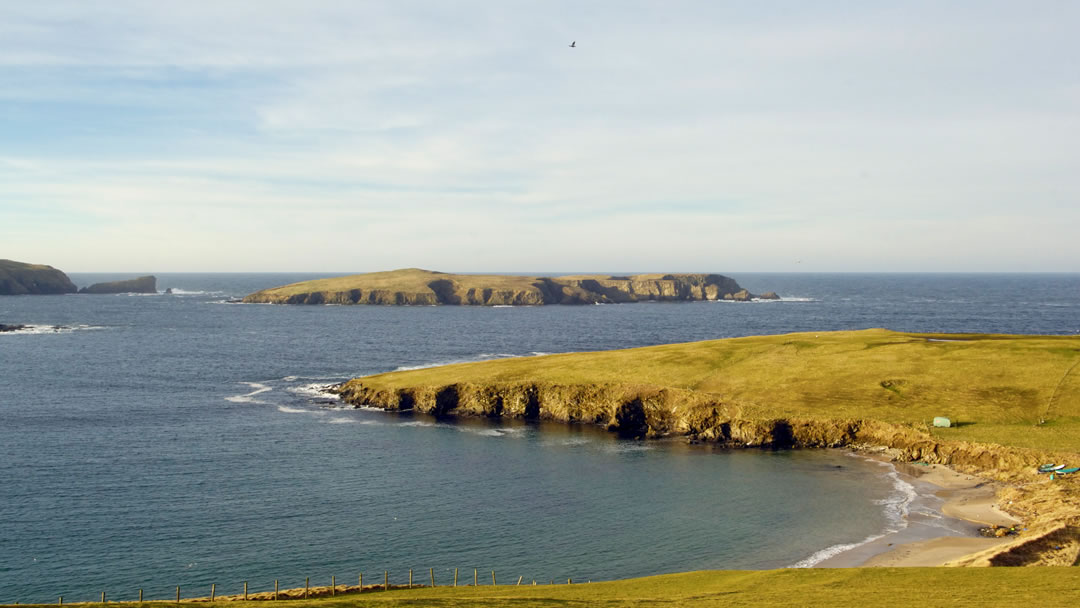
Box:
335 329 1080 567
242 268 779 305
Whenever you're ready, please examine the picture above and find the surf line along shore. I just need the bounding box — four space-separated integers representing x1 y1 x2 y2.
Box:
329 330 1080 568
807 453 1023 567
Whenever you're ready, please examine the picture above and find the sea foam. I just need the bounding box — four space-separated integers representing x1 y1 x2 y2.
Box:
788 458 917 568
225 382 272 404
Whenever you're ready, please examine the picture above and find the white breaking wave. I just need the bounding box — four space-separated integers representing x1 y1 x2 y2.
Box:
324 417 355 424
167 288 224 296
225 382 272 404
458 426 527 438
788 533 888 568
393 352 543 372
0 324 106 335
287 383 341 401
788 459 918 568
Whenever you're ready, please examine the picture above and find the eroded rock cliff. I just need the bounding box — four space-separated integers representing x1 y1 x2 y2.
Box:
243 268 774 305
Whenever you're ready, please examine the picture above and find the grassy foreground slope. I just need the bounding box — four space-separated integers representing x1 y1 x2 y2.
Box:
342 329 1080 451
29 568 1079 607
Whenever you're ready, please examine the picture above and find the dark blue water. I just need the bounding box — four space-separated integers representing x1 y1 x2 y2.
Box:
2 273 1077 603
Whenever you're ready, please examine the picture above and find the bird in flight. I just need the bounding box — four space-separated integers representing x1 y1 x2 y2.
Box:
569 41 576 48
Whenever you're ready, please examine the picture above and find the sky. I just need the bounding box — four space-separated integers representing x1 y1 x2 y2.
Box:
1 1 1077 273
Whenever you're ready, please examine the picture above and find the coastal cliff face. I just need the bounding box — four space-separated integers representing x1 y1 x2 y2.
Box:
0 259 78 295
79 275 157 294
243 268 777 305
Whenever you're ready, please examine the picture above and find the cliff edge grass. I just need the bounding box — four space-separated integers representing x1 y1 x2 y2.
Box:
242 268 776 305
0 259 77 295
338 329 1080 567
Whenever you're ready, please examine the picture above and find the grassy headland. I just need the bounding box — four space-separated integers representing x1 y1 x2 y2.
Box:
242 268 771 305
339 329 1080 451
338 329 1080 566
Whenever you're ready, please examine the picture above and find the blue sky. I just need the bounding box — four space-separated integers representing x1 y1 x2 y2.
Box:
1 1 1077 272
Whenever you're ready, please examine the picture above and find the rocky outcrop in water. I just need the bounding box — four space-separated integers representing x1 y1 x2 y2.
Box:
80 275 157 294
0 259 78 295
0 323 28 332
243 269 775 305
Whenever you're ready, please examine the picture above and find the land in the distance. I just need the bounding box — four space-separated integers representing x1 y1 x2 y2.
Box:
0 258 158 295
337 329 1080 567
242 268 778 305
0 259 77 295
79 275 157 294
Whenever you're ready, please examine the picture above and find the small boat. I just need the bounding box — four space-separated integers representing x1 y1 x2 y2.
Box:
1055 467 1079 474
1039 463 1065 473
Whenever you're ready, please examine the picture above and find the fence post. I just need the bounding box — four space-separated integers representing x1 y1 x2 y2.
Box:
454 568 458 587
210 583 215 602
304 577 309 599
430 568 435 588
331 575 336 597
274 580 278 601
384 571 388 591
139 589 143 603
58 597 63 605
176 586 180 604
409 569 413 589
568 578 572 585
358 573 362 593
101 592 106 603
492 571 496 586
474 569 477 587
243 582 248 601
517 576 522 586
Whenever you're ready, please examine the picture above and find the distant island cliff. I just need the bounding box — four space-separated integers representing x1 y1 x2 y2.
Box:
80 275 157 294
242 268 779 305
0 259 78 295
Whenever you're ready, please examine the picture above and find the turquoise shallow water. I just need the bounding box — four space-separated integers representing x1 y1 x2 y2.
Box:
1 273 1077 603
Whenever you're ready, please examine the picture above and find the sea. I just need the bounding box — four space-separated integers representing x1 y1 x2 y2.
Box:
1 272 1078 603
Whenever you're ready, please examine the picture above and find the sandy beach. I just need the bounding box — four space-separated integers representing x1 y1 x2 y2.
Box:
815 457 1022 568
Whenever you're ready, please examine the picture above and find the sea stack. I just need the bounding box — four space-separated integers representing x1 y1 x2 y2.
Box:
80 275 157 294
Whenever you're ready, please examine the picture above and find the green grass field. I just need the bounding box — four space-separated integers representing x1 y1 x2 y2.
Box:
354 329 1080 452
20 568 1080 607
